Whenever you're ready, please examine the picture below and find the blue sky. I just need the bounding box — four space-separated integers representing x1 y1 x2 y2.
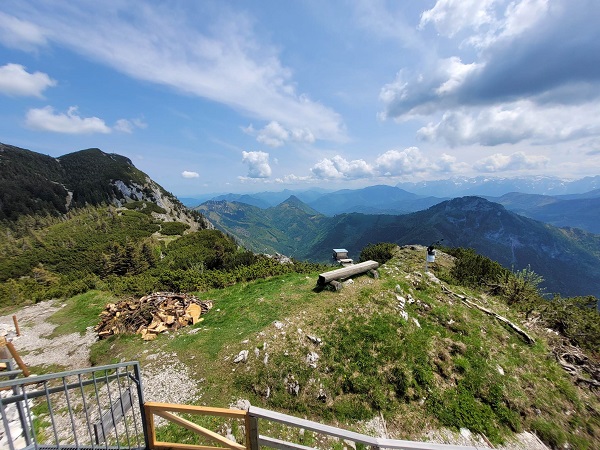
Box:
1 0 599 197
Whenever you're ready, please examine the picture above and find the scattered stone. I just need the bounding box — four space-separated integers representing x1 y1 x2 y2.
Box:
412 318 421 328
317 387 327 402
497 365 505 376
274 321 284 330
285 375 300 396
400 311 408 321
307 335 322 345
254 348 260 358
396 295 406 309
306 352 319 368
233 350 249 363
229 399 251 411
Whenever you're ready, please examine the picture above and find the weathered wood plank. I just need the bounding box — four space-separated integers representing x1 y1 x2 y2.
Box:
317 260 379 285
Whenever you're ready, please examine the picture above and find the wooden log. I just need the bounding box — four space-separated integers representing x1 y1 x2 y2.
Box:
318 260 379 286
0 337 30 376
441 285 535 345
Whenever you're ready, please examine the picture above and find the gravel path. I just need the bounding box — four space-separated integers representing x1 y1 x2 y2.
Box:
0 300 96 370
0 300 198 400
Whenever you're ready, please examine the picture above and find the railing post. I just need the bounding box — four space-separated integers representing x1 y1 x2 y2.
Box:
246 411 259 450
133 362 151 449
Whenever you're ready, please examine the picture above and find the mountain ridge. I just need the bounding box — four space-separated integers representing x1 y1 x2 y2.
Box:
0 142 208 230
198 196 600 299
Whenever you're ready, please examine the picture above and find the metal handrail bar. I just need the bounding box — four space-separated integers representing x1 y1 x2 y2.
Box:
0 366 141 405
0 361 141 389
247 406 479 450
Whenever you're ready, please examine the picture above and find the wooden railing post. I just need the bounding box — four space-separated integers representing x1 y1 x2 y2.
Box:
246 413 259 450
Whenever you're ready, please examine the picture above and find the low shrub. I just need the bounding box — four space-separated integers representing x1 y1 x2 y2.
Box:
359 242 397 264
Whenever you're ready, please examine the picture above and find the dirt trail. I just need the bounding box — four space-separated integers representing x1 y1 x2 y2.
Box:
0 300 95 370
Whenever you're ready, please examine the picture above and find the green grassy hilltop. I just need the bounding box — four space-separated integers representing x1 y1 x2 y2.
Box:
49 245 599 449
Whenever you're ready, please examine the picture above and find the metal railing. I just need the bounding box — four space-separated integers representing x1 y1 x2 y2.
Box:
0 361 147 450
1 362 479 450
143 402 478 450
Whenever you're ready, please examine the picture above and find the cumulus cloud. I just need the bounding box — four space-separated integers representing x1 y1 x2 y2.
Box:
311 155 374 180
256 121 289 147
0 63 56 97
375 147 430 176
246 121 316 147
309 147 459 181
433 153 469 174
182 171 200 179
381 0 600 147
473 151 549 172
274 174 311 184
379 57 483 119
242 151 271 178
419 0 496 37
0 12 47 51
25 106 111 134
417 101 600 146
6 3 345 142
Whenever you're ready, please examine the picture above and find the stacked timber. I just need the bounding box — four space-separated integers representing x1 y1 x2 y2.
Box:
95 292 213 341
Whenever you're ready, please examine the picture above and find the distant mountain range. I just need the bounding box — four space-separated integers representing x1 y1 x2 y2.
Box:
2 142 599 299
197 196 600 299
186 179 600 234
396 175 600 197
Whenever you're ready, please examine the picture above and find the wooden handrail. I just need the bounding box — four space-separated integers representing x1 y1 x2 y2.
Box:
144 402 248 450
144 402 479 450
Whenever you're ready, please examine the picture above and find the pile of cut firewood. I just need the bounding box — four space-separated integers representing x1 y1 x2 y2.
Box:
95 292 213 341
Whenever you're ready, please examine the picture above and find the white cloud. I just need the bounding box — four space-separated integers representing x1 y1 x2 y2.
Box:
311 155 373 180
242 151 271 178
0 12 47 51
375 147 430 176
114 118 147 133
497 0 549 41
435 57 482 95
381 0 600 150
473 151 549 172
249 121 316 147
419 0 496 37
257 121 289 147
310 148 447 180
9 3 345 142
182 171 200 179
0 63 56 97
274 174 311 184
417 101 600 146
25 106 111 134
434 153 466 173
378 57 483 119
